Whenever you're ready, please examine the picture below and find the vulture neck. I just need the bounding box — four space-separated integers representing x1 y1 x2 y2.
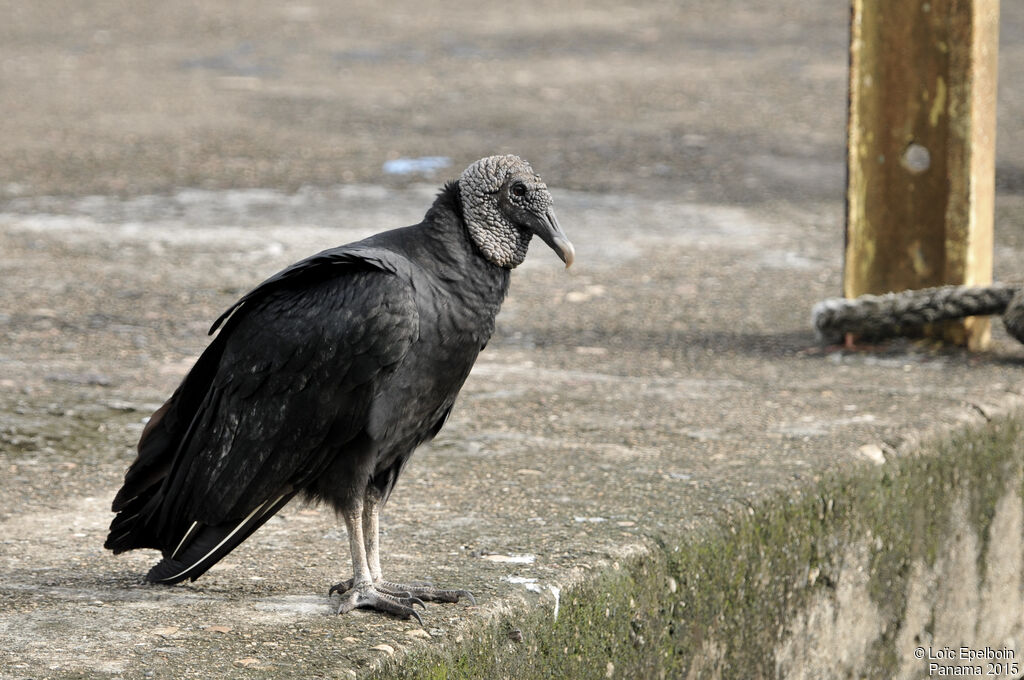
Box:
413 182 512 313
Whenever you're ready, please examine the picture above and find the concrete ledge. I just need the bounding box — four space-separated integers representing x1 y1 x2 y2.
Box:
3 180 1024 680
376 416 1024 679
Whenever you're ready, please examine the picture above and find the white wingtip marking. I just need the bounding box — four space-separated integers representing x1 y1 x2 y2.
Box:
156 494 285 583
170 521 200 561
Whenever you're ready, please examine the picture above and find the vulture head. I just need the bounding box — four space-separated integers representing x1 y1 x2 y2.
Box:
459 155 575 269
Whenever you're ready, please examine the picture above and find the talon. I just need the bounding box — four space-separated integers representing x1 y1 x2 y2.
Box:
331 584 426 623
329 577 474 620
328 578 354 597
376 579 476 605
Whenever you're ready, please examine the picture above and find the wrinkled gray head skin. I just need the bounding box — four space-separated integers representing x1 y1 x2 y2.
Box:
459 155 574 269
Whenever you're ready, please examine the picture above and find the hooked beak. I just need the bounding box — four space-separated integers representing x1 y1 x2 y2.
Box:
527 209 575 269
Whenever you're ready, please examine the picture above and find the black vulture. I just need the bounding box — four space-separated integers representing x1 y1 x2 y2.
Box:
104 155 574 622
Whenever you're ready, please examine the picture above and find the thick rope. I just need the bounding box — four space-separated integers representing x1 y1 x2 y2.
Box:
811 283 1022 344
1004 289 1024 344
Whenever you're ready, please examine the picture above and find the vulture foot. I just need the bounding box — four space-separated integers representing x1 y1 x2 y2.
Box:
329 578 476 607
377 580 476 605
330 583 425 624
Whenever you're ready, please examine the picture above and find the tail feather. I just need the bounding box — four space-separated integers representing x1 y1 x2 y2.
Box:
104 395 190 554
146 491 298 584
105 490 166 553
106 334 229 555
112 399 176 512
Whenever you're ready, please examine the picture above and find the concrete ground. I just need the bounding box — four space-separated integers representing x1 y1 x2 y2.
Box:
2 1 1024 678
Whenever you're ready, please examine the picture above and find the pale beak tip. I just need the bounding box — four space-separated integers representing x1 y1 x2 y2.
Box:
555 237 575 269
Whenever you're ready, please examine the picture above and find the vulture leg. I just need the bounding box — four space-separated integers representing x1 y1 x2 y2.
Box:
330 488 477 608
363 489 477 606
363 487 384 583
329 498 425 623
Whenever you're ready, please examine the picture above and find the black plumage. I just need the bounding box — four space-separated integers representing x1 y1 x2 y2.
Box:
105 155 574 621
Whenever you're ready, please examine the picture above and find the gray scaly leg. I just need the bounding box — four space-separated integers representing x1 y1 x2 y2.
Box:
363 490 476 606
330 489 475 616
328 498 425 623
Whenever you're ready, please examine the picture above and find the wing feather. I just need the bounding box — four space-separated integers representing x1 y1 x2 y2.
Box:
159 269 418 540
106 250 420 564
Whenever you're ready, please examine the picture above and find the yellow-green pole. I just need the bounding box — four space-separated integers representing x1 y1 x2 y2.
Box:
846 0 999 349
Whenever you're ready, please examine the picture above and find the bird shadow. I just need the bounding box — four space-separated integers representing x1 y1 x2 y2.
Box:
4 567 159 602
514 327 824 360
515 325 1024 364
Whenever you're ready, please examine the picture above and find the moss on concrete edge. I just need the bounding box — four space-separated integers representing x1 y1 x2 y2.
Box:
375 416 1024 680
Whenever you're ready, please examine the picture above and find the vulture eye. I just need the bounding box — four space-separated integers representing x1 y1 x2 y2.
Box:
511 182 527 198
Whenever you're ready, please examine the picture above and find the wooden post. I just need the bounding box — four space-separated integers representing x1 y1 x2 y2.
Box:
846 0 1000 349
